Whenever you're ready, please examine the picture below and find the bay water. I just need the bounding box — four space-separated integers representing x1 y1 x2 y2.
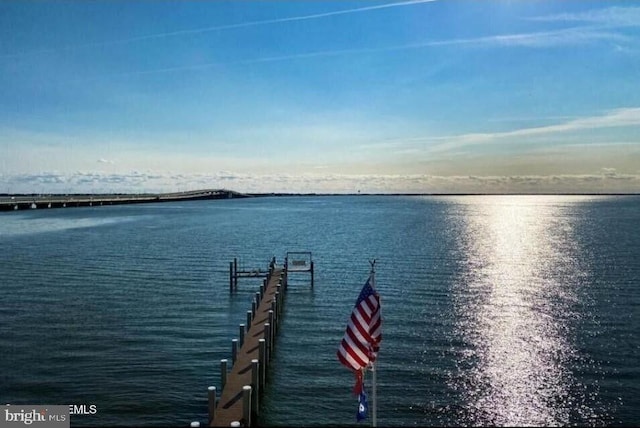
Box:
1 195 638 426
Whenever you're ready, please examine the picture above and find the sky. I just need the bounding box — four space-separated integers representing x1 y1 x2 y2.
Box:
1 0 639 194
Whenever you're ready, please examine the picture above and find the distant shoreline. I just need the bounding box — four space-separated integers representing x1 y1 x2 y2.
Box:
1 190 638 212
2 190 640 198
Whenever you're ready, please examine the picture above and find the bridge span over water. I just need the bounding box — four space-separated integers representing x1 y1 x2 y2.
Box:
0 189 247 211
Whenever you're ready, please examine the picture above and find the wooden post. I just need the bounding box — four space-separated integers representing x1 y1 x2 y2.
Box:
268 310 274 350
242 385 252 427
246 311 252 330
221 359 228 390
310 261 314 288
207 386 216 425
251 359 259 417
233 258 238 290
264 323 271 364
258 339 266 389
232 339 238 365
272 297 278 333
239 324 245 347
229 261 234 293
260 282 265 301
252 296 258 318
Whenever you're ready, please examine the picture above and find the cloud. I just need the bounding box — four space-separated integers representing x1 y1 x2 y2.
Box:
530 6 640 28
2 170 639 194
72 23 630 82
361 107 640 154
97 158 114 164
472 27 628 48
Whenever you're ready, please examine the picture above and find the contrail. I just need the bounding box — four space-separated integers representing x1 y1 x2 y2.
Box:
2 0 437 58
70 41 443 82
65 29 557 82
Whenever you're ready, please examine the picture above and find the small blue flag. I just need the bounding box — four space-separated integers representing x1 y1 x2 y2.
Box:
356 390 368 422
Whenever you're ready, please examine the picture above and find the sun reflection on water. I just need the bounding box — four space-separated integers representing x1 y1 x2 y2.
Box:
451 196 596 426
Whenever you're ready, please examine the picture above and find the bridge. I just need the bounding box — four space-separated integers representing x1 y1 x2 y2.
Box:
0 189 248 211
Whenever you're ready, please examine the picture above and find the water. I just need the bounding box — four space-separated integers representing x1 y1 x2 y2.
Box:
0 195 638 426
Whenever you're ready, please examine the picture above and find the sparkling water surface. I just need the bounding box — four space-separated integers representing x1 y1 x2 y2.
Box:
1 195 638 426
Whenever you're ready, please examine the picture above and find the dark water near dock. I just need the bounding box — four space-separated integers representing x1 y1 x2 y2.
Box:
1 195 639 426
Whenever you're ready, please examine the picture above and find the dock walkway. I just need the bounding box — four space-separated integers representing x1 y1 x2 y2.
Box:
211 267 285 427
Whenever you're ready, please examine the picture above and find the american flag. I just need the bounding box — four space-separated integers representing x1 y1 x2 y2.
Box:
337 276 382 372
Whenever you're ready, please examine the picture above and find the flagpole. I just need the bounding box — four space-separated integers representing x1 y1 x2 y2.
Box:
372 360 377 427
369 260 377 428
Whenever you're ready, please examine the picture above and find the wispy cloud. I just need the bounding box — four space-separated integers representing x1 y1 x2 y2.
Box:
1 0 437 58
3 169 639 194
433 107 640 152
529 6 640 28
71 25 628 82
361 107 640 153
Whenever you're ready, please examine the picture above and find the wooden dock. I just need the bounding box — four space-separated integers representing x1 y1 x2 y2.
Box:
210 264 288 427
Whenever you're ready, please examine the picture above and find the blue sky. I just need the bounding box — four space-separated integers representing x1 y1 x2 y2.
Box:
1 0 639 193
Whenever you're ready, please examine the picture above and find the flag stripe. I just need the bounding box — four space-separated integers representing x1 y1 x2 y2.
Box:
337 276 382 372
346 325 370 357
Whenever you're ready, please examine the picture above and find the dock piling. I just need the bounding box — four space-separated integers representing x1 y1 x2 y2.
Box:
252 296 258 318
233 258 238 289
264 323 271 364
311 261 314 288
232 339 238 365
251 359 259 418
267 311 274 351
239 324 245 347
242 385 252 427
258 339 266 389
274 296 279 327
221 359 228 390
246 311 252 330
207 386 217 424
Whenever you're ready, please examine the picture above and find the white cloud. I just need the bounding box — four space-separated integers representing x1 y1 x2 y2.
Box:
71 24 631 82
361 107 640 154
2 170 639 194
530 7 640 28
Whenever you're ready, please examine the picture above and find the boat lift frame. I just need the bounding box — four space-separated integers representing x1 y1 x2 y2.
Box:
285 251 314 288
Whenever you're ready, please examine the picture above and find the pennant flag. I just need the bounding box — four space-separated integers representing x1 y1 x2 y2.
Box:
337 276 382 372
356 389 368 422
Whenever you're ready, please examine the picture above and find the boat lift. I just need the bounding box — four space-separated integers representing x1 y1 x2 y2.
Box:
284 251 314 288
228 251 314 292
